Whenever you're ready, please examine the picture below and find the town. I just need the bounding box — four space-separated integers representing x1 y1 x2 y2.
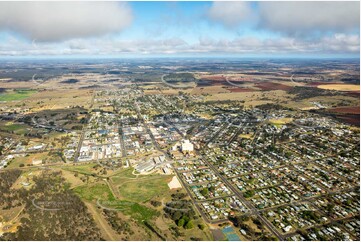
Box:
0 59 359 240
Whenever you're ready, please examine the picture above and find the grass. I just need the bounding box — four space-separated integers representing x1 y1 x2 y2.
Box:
269 118 293 127
0 205 24 222
117 175 172 203
110 168 172 203
111 200 159 222
73 180 159 222
238 134 253 139
0 89 37 101
0 122 30 135
110 168 137 181
73 182 116 202
7 152 48 169
62 163 98 175
317 84 360 92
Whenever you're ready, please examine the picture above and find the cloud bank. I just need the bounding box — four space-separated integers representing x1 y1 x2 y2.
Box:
0 2 133 42
0 34 358 56
207 1 360 35
258 2 360 35
0 1 358 57
207 2 254 28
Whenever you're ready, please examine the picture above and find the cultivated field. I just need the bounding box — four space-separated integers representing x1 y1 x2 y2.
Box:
318 84 360 92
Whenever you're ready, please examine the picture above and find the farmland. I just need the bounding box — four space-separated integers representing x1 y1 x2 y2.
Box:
0 89 37 101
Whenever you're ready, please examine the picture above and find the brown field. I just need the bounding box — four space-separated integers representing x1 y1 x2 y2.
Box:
190 86 229 95
26 89 92 111
255 82 293 91
227 87 257 92
306 82 342 87
0 80 38 89
336 115 360 126
144 89 162 95
345 91 360 98
200 75 226 81
228 76 254 82
328 106 360 114
317 84 360 92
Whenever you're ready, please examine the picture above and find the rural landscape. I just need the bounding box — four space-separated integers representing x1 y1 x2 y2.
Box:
0 1 360 241
0 58 359 241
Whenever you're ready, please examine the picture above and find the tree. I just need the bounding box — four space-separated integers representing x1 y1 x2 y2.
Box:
184 220 194 229
177 218 185 227
198 224 205 230
200 188 209 197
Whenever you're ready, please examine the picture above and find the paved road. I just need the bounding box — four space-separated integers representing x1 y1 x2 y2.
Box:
74 92 95 162
118 124 127 157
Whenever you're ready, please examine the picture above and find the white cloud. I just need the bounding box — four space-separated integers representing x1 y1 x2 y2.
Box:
0 2 133 42
0 34 358 56
320 34 360 52
206 1 360 36
258 2 360 35
207 2 254 28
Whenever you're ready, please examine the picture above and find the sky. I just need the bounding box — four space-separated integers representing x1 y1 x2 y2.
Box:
0 1 359 58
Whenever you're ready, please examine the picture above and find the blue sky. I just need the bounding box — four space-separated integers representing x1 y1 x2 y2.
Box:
0 1 359 58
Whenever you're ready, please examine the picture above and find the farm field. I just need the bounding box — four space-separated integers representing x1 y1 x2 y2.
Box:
317 84 360 91
0 89 37 101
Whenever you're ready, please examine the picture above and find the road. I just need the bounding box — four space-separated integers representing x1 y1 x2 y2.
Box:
225 76 249 88
160 74 195 89
134 97 220 225
74 92 95 162
84 201 119 241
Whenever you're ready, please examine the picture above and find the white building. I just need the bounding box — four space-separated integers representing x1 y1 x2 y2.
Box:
181 139 194 153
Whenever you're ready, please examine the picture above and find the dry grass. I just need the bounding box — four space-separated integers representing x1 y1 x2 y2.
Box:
269 118 293 125
317 84 360 92
238 134 253 139
190 86 229 95
26 89 92 111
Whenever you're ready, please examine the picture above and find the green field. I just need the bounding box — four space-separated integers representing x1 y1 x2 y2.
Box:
73 180 159 222
110 168 137 182
0 122 30 135
62 163 98 175
73 182 116 201
99 199 159 222
113 174 172 203
0 89 37 101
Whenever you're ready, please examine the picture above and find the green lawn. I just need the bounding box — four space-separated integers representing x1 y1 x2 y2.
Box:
0 89 37 101
73 182 116 202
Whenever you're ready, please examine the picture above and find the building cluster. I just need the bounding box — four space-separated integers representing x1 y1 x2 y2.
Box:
0 87 359 241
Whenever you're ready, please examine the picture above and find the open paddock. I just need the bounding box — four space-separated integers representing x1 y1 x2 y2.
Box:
255 82 293 91
328 106 360 114
317 84 360 92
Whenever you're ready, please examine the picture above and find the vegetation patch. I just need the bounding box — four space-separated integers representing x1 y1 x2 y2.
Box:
74 182 116 202
0 89 37 101
116 175 172 203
